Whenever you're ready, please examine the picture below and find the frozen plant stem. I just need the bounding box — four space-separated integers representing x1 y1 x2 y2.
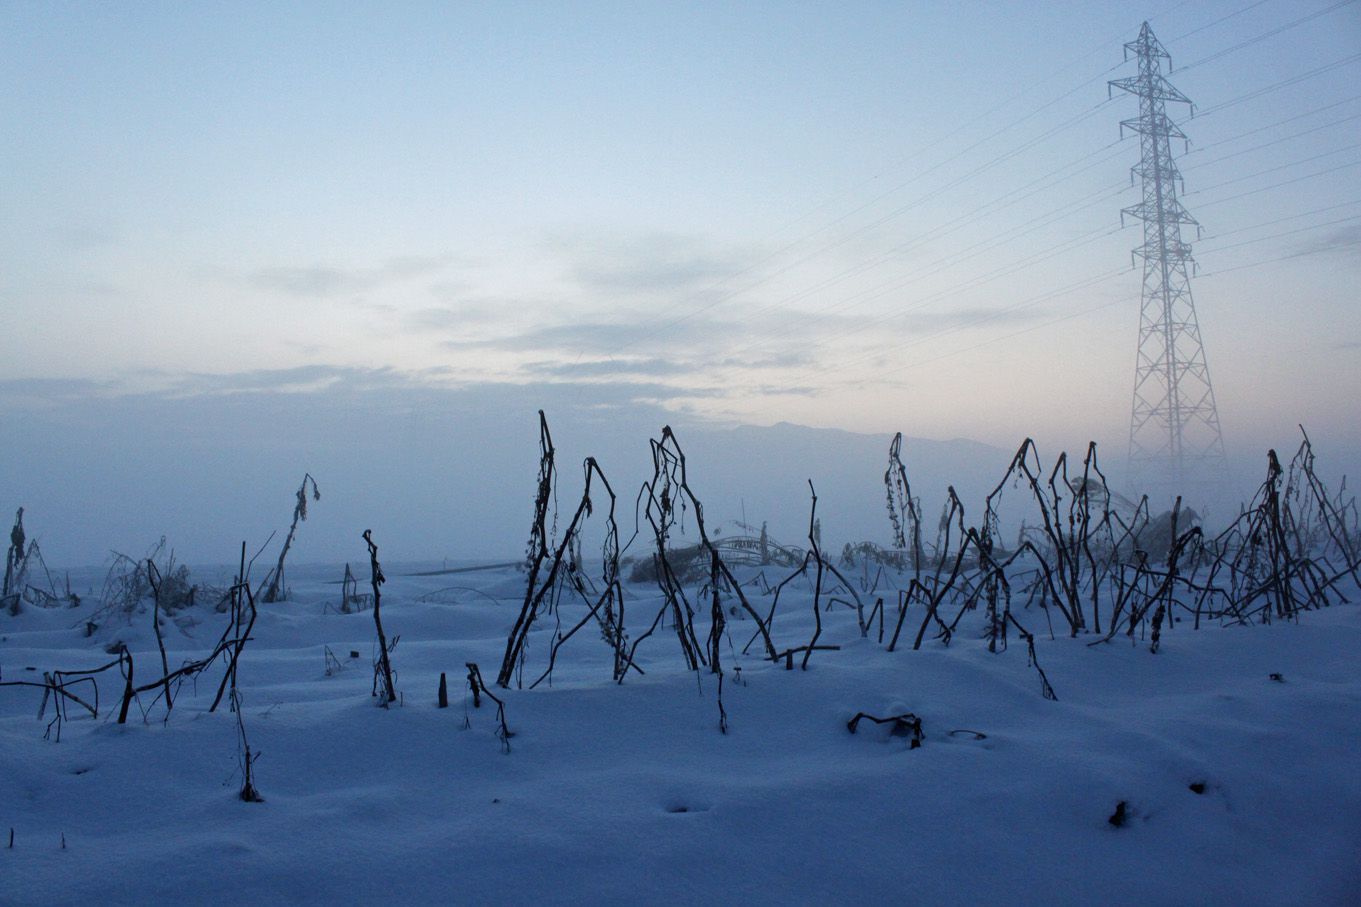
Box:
803 481 824 670
363 530 398 706
262 473 320 604
234 690 263 802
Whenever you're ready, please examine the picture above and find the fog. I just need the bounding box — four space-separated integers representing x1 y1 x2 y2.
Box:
2 369 1354 571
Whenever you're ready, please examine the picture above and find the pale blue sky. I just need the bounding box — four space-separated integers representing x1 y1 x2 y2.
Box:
2 1 1359 562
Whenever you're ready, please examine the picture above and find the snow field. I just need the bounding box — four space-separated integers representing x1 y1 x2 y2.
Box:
3 563 1359 905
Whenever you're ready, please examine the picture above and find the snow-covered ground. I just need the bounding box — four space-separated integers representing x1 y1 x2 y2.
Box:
3 560 1359 905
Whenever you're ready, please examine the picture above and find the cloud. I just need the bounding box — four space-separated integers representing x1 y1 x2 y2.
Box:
0 377 114 406
248 253 458 298
0 365 724 414
544 230 763 297
157 365 385 397
426 279 474 302
752 383 819 397
1291 223 1361 259
440 314 738 357
385 228 902 391
573 254 736 294
405 300 522 332
1 366 425 405
249 266 359 297
715 351 816 370
522 358 691 379
901 305 1049 333
430 304 868 397
435 306 848 358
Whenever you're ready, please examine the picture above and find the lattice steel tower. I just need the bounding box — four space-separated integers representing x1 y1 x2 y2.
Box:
1111 22 1226 489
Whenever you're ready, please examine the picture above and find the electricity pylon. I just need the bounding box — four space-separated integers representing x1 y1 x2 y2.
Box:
1111 22 1226 492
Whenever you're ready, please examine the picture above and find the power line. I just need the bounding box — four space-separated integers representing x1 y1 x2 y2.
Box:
739 102 1361 346
1183 92 1361 157
1186 144 1361 195
715 51 1361 359
1193 52 1361 116
1164 0 1275 44
1182 111 1361 171
876 212 1361 365
726 195 1361 391
560 1 1361 394
1195 158 1361 208
576 1 1259 361
824 239 1358 383
718 190 1130 366
713 175 1361 376
605 212 1355 395
695 172 1361 378
750 9 1361 398
1175 0 1358 73
1197 198 1361 239
592 102 1109 357
699 160 1131 342
848 210 1361 374
846 295 1131 383
731 226 1131 381
1196 212 1361 255
1198 238 1361 276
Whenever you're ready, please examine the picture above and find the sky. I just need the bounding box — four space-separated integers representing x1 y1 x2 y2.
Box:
2 1 1359 565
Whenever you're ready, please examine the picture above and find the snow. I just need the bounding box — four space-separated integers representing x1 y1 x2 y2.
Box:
3 560 1360 905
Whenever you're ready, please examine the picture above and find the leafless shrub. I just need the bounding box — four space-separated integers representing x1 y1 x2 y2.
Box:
0 510 69 615
3 542 259 736
92 539 204 625
626 543 708 584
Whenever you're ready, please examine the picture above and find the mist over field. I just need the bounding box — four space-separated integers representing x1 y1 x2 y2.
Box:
4 370 1356 570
